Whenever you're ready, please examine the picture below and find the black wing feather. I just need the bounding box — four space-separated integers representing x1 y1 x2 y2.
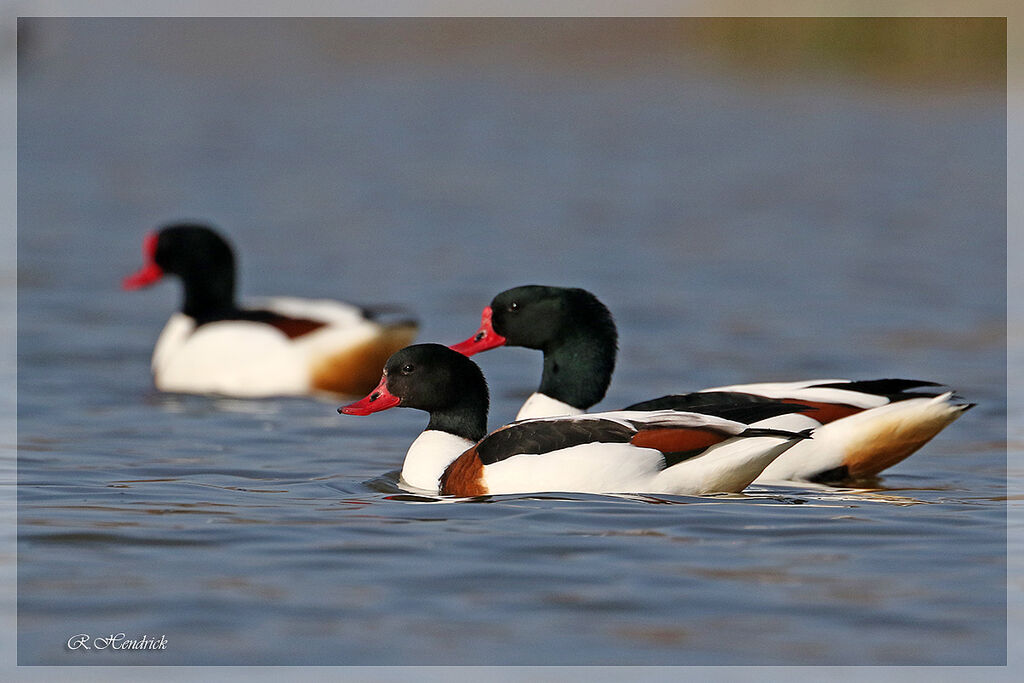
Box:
809 379 943 402
625 391 812 424
475 418 635 466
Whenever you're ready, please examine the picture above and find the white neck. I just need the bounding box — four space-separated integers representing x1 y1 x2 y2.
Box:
399 430 476 493
515 392 586 421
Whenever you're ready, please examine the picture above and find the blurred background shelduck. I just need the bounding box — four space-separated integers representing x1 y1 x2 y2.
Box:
123 223 418 397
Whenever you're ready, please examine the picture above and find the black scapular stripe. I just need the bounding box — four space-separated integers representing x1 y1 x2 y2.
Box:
193 308 325 339
625 391 812 424
475 419 635 466
810 379 942 402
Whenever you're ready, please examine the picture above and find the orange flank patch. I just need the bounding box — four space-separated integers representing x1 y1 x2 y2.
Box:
842 416 946 479
629 427 728 454
439 446 489 496
783 399 863 424
311 322 418 396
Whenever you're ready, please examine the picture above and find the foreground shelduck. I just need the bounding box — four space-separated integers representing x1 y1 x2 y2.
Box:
339 344 811 496
123 223 418 397
450 285 973 484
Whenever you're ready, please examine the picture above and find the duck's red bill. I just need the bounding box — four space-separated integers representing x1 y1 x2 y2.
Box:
449 306 507 355
122 263 164 290
339 376 401 415
122 232 164 290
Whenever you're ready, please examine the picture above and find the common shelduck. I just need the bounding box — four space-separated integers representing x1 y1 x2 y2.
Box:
450 285 973 484
339 344 811 496
123 223 418 397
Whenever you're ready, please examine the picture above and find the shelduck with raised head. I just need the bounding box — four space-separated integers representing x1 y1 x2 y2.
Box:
450 285 973 484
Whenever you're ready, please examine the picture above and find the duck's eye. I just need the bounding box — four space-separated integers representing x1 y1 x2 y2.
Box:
401 363 415 374
508 301 519 312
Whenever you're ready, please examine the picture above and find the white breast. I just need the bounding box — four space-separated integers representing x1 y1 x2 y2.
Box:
400 430 476 493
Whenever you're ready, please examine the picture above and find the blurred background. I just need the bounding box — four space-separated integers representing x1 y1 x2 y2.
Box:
12 15 1009 672
16 17 1006 387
